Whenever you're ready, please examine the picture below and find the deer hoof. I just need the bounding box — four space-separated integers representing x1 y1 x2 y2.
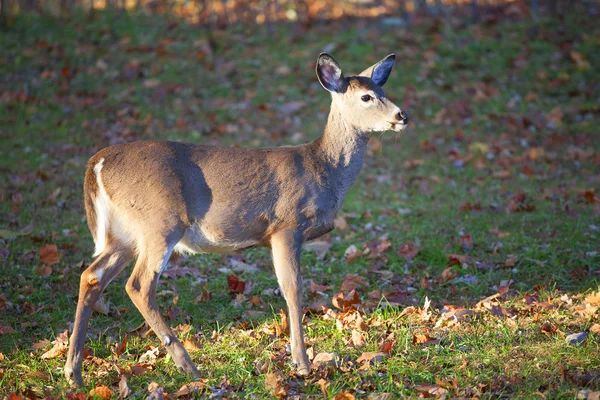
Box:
293 361 310 376
64 367 84 388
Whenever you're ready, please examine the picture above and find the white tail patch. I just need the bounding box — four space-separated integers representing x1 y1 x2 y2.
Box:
93 159 110 257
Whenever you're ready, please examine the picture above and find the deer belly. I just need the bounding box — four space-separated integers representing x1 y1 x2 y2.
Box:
174 224 259 255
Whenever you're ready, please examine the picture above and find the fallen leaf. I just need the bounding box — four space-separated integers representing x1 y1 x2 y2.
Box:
398 242 419 260
89 385 112 400
93 295 110 315
228 258 260 273
380 339 395 355
332 290 361 311
0 325 16 334
334 215 348 230
265 371 288 398
344 244 361 262
351 329 366 347
312 352 338 368
118 374 132 398
541 322 559 335
310 281 329 294
356 351 386 364
304 240 331 260
317 378 330 397
32 339 50 350
227 274 245 294
173 380 208 397
334 391 355 400
114 335 128 356
147 382 164 400
41 330 69 359
414 383 448 397
39 244 61 265
340 274 367 293
412 333 439 345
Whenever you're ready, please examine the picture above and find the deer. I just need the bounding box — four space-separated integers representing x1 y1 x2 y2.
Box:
64 53 408 387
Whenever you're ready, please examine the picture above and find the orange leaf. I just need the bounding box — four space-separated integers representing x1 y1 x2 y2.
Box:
334 391 355 400
114 335 128 356
227 274 245 294
39 244 61 265
89 385 112 400
380 339 395 355
412 333 439 345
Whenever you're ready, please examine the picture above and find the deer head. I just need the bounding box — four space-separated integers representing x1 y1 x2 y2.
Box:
316 53 409 134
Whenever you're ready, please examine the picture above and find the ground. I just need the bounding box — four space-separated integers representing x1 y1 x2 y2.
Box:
0 8 599 399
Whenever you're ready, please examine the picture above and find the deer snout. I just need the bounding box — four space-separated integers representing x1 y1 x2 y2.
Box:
396 109 409 125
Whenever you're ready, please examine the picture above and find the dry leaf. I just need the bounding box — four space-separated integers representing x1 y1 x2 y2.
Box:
118 374 132 398
317 378 330 397
173 380 208 397
340 274 367 293
183 338 201 352
344 244 361 262
412 333 439 345
227 274 245 294
398 242 419 259
312 352 338 368
356 351 386 364
380 339 395 355
0 325 16 335
304 240 331 260
310 281 329 294
334 215 348 230
39 244 61 265
40 330 69 359
265 371 288 399
351 329 366 347
89 385 112 400
93 295 110 315
332 290 361 311
334 391 355 400
114 335 128 356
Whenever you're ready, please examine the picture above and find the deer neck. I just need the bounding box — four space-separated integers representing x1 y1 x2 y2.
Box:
312 102 369 201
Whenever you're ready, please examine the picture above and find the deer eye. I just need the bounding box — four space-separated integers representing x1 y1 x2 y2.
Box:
361 94 372 102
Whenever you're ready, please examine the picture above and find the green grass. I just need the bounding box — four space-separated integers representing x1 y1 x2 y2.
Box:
1 8 599 399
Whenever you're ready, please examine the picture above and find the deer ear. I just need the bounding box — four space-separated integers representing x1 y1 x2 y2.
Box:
359 54 395 87
316 53 347 93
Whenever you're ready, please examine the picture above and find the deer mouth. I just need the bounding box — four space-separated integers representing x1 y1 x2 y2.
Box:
389 121 408 132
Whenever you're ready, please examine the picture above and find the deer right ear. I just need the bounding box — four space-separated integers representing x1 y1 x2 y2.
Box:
316 53 347 93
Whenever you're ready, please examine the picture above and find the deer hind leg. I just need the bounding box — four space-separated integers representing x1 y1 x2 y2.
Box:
271 231 310 375
125 239 199 378
65 243 134 387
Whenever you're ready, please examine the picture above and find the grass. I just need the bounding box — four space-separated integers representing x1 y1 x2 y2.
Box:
1 7 599 399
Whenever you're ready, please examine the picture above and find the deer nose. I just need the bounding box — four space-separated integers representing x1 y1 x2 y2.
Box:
396 110 409 125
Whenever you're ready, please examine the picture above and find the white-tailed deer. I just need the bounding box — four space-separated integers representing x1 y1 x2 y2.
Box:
64 53 408 386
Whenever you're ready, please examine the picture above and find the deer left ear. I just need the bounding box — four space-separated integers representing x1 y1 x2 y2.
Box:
359 54 395 87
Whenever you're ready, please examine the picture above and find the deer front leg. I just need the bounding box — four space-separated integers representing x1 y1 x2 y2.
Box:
271 231 310 375
125 247 199 378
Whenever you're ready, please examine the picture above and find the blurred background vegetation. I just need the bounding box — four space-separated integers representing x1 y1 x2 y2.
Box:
1 0 596 27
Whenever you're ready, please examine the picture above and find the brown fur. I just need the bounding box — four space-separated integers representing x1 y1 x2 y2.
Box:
64 53 408 386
